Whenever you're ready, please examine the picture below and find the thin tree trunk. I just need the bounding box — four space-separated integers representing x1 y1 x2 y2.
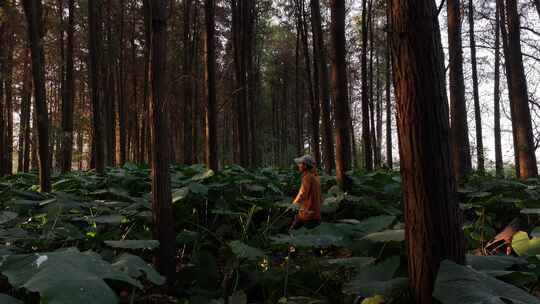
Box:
468 0 484 173
88 0 105 174
330 0 352 189
385 1 393 169
61 0 75 172
23 0 52 192
204 0 218 171
0 21 5 176
118 0 127 166
504 0 538 179
19 52 32 173
390 1 466 302
149 0 177 285
183 0 194 165
494 2 503 176
361 0 373 171
448 0 472 183
4 28 14 175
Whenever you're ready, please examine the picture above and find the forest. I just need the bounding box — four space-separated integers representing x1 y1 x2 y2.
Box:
0 0 540 303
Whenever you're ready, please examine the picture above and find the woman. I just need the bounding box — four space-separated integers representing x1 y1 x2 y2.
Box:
289 155 322 233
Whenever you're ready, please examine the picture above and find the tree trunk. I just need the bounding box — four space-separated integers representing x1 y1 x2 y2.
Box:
183 0 194 165
390 1 466 302
361 0 373 171
23 0 52 192
88 0 105 174
61 0 75 172
494 2 503 176
3 29 14 175
448 0 472 183
311 0 334 173
204 0 218 171
330 0 352 189
0 21 5 176
149 0 177 285
118 0 127 166
468 0 484 173
18 51 32 173
504 0 538 179
385 2 393 169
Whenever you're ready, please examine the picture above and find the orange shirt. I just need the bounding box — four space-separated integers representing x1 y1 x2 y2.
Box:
293 170 321 221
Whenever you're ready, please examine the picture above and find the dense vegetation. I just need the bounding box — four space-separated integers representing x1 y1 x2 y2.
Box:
1 166 540 303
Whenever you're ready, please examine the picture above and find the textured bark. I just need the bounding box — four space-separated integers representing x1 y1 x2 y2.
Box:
149 0 177 285
183 0 194 165
118 0 127 166
330 0 352 189
4 26 13 175
61 0 75 172
18 52 32 173
504 0 538 179
361 0 373 171
311 0 334 173
0 21 4 176
204 0 218 171
88 0 105 174
468 0 484 173
23 0 52 192
385 2 393 169
494 3 503 176
448 0 472 183
390 1 466 303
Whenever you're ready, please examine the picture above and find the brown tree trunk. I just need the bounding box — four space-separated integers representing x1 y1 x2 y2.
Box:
61 0 75 172
3 27 14 175
468 0 484 173
149 0 177 285
361 0 373 171
0 21 4 176
504 0 538 179
18 51 32 173
204 0 218 171
494 2 503 176
385 2 393 169
23 0 52 192
390 1 466 303
88 0 105 174
118 0 127 166
311 0 335 173
330 0 352 189
448 0 472 183
183 0 194 165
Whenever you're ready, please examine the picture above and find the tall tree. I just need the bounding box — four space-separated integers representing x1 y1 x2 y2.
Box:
88 0 105 174
18 50 32 173
61 0 75 172
448 0 472 183
183 0 196 165
310 0 334 173
504 0 538 179
361 0 373 171
23 0 52 192
149 0 177 285
494 3 503 176
3 24 13 175
0 17 4 176
390 0 466 302
385 0 392 169
468 0 484 173
329 0 352 189
204 0 218 171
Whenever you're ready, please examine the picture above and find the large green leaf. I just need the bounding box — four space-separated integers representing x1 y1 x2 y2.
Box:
361 229 404 243
104 240 159 250
342 256 407 297
0 294 23 304
512 231 540 256
229 241 265 261
270 233 344 248
433 260 540 304
466 255 526 271
112 253 165 285
0 211 18 225
0 247 142 304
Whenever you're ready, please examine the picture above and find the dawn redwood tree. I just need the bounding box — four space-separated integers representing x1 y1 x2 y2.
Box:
88 0 105 174
468 0 484 173
149 0 177 284
61 0 75 173
183 0 195 165
23 0 52 192
204 0 218 171
494 4 503 176
329 0 352 189
447 0 472 183
385 1 392 169
504 0 538 179
311 0 334 173
390 0 466 302
361 0 373 171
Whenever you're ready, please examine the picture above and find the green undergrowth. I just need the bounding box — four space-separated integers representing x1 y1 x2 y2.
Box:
0 164 540 303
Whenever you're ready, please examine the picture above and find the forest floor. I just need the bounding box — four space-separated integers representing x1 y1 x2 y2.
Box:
0 164 540 304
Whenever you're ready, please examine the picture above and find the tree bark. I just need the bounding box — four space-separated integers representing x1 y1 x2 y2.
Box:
118 0 127 166
361 0 373 171
468 0 484 173
385 1 393 169
18 51 32 173
311 0 335 173
23 0 52 192
448 0 472 183
330 0 352 189
390 1 466 303
149 0 177 285
88 0 105 174
204 0 218 171
494 3 503 176
504 0 538 179
61 0 75 172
